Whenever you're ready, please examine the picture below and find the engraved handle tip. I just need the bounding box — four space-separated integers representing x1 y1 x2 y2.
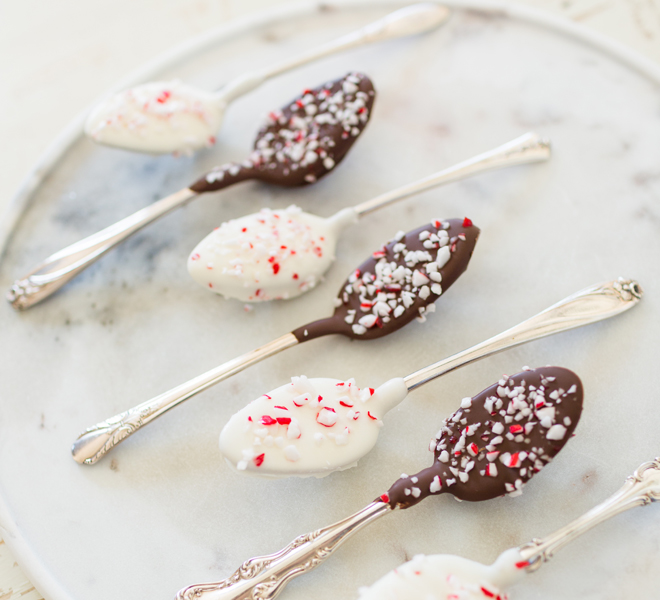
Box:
6 278 50 311
6 281 29 310
627 456 660 500
504 131 551 163
71 426 115 465
519 456 660 571
71 412 140 465
612 277 642 301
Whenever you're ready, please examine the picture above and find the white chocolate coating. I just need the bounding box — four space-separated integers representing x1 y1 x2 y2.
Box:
188 206 357 302
219 376 408 477
357 547 527 600
84 80 224 154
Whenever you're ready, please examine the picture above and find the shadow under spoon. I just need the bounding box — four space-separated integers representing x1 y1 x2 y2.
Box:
7 71 376 310
175 365 585 600
219 278 642 478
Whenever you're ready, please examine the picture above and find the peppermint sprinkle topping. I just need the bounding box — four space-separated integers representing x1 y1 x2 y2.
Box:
385 366 583 508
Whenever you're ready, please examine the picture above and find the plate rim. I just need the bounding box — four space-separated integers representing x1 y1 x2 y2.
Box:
1 2 659 600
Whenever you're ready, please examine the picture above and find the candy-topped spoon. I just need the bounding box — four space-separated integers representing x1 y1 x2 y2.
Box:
72 217 480 464
358 456 660 600
175 366 584 600
84 3 450 155
188 132 551 302
219 278 641 477
8 72 376 310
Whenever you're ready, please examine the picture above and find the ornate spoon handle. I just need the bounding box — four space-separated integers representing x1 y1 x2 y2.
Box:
217 4 450 104
353 132 551 217
71 333 298 464
404 278 641 391
518 457 660 570
176 501 391 600
7 187 197 310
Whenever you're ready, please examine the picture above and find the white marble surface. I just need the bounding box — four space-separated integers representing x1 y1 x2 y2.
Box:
1 2 660 600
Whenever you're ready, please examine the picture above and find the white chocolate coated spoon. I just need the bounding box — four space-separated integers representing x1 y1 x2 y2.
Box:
84 4 450 154
358 457 660 600
8 72 375 310
72 216 481 465
219 278 641 477
189 132 551 302
175 365 584 600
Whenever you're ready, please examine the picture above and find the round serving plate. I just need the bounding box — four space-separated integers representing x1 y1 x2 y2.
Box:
1 2 659 600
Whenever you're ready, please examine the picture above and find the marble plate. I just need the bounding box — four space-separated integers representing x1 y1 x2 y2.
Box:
1 2 659 600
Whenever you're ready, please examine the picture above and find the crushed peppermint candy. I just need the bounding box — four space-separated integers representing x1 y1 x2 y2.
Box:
219 375 393 477
191 72 375 193
384 367 583 508
189 205 335 301
325 219 479 339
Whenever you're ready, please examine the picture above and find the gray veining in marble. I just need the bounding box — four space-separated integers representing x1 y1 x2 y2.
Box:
0 5 659 600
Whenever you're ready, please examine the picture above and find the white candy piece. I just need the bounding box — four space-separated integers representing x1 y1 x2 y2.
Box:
357 547 526 600
85 80 224 154
189 206 357 302
220 376 408 477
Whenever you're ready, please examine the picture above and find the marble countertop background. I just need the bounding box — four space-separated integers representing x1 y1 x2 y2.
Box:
1 1 659 599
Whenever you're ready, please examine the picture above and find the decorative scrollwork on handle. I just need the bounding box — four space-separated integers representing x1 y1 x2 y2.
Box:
519 457 660 572
7 279 28 308
611 277 643 302
175 502 390 600
6 278 44 310
71 404 159 464
626 457 660 501
176 530 324 600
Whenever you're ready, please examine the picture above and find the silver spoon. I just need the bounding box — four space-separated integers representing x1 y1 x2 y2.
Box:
218 278 642 478
84 3 450 154
187 133 550 302
175 364 585 600
71 215 482 465
71 278 641 465
8 130 550 310
358 457 660 600
8 71 377 310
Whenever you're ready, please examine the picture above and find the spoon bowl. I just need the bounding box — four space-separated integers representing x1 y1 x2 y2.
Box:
83 3 451 154
218 279 640 478
176 366 584 600
71 217 479 464
360 457 660 600
8 72 374 310
188 132 551 302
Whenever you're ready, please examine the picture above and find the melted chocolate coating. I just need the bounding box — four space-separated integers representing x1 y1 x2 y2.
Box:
386 366 583 508
292 218 479 342
190 72 376 193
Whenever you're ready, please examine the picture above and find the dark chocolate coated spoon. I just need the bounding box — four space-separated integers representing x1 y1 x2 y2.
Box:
8 72 375 310
72 218 479 464
176 366 583 600
386 366 583 506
